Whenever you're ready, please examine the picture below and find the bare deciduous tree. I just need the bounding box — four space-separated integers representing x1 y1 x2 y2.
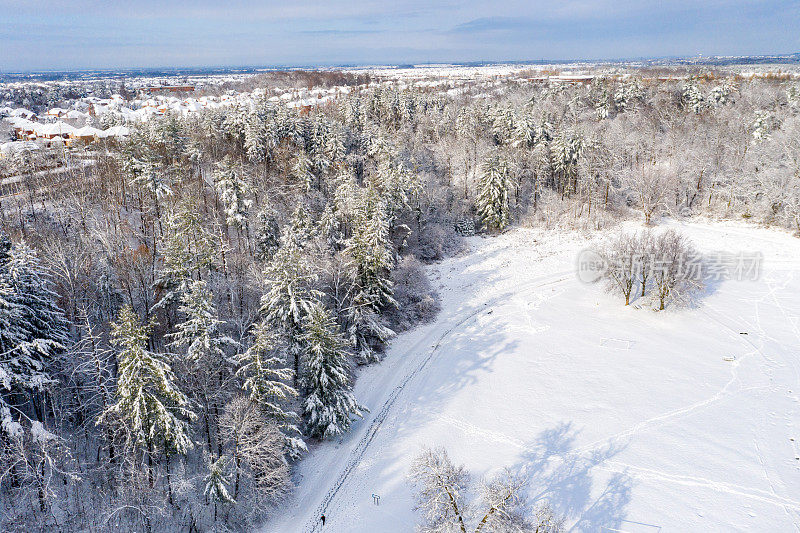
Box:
409 447 564 533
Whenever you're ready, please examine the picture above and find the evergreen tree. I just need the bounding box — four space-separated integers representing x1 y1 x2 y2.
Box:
7 241 70 360
253 208 281 262
614 80 643 112
214 157 252 229
281 205 315 249
168 280 235 459
204 454 235 505
682 81 707 114
372 156 420 223
344 187 396 363
551 129 583 197
154 204 216 311
301 302 364 440
0 240 69 424
318 204 345 251
292 151 314 192
476 155 511 231
260 241 320 386
489 105 517 146
346 188 396 309
237 322 305 458
100 305 195 455
752 112 772 143
244 112 277 164
168 280 237 365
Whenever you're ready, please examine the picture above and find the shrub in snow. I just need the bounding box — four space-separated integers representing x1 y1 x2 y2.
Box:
385 255 440 332
454 218 476 237
601 231 638 306
415 223 448 262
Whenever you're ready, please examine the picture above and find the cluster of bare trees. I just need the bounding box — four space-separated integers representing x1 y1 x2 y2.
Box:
598 229 704 310
409 447 564 533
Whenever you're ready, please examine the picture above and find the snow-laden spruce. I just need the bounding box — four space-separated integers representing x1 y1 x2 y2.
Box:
168 280 238 364
204 454 236 505
0 236 69 438
154 204 217 310
214 156 252 229
344 185 397 364
100 305 195 455
260 237 320 386
476 154 511 231
301 302 365 440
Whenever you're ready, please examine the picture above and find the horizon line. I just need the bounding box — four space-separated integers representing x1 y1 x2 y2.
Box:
2 52 800 77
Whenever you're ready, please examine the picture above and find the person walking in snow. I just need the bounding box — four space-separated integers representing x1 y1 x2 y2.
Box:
320 514 326 526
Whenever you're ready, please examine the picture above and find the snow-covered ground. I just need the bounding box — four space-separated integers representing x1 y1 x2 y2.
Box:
264 219 800 532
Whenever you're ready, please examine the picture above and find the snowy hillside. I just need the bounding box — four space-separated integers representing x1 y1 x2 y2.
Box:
264 220 800 532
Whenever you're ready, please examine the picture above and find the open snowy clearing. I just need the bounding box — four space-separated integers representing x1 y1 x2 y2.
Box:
264 219 800 532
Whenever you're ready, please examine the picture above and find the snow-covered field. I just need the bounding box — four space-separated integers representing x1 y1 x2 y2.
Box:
264 220 800 532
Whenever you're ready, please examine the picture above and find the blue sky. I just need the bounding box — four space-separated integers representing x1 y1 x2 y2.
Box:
2 1 799 71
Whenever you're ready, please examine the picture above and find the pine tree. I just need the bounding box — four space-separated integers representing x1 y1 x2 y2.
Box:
682 81 707 114
154 204 216 311
614 80 643 112
344 187 396 363
244 113 277 164
100 305 195 455
0 240 69 421
214 157 252 229
489 105 517 146
752 112 772 143
204 453 235 522
260 241 320 386
237 322 306 458
254 208 281 262
7 241 70 360
292 151 314 192
346 187 396 309
168 280 237 365
281 204 315 249
476 155 511 231
371 156 420 223
550 129 583 197
168 280 235 459
318 204 345 251
301 302 364 440
204 454 235 505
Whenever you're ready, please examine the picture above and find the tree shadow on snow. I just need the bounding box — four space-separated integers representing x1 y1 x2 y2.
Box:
514 422 633 531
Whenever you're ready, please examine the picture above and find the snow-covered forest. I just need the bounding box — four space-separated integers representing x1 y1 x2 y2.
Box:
1 66 800 531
